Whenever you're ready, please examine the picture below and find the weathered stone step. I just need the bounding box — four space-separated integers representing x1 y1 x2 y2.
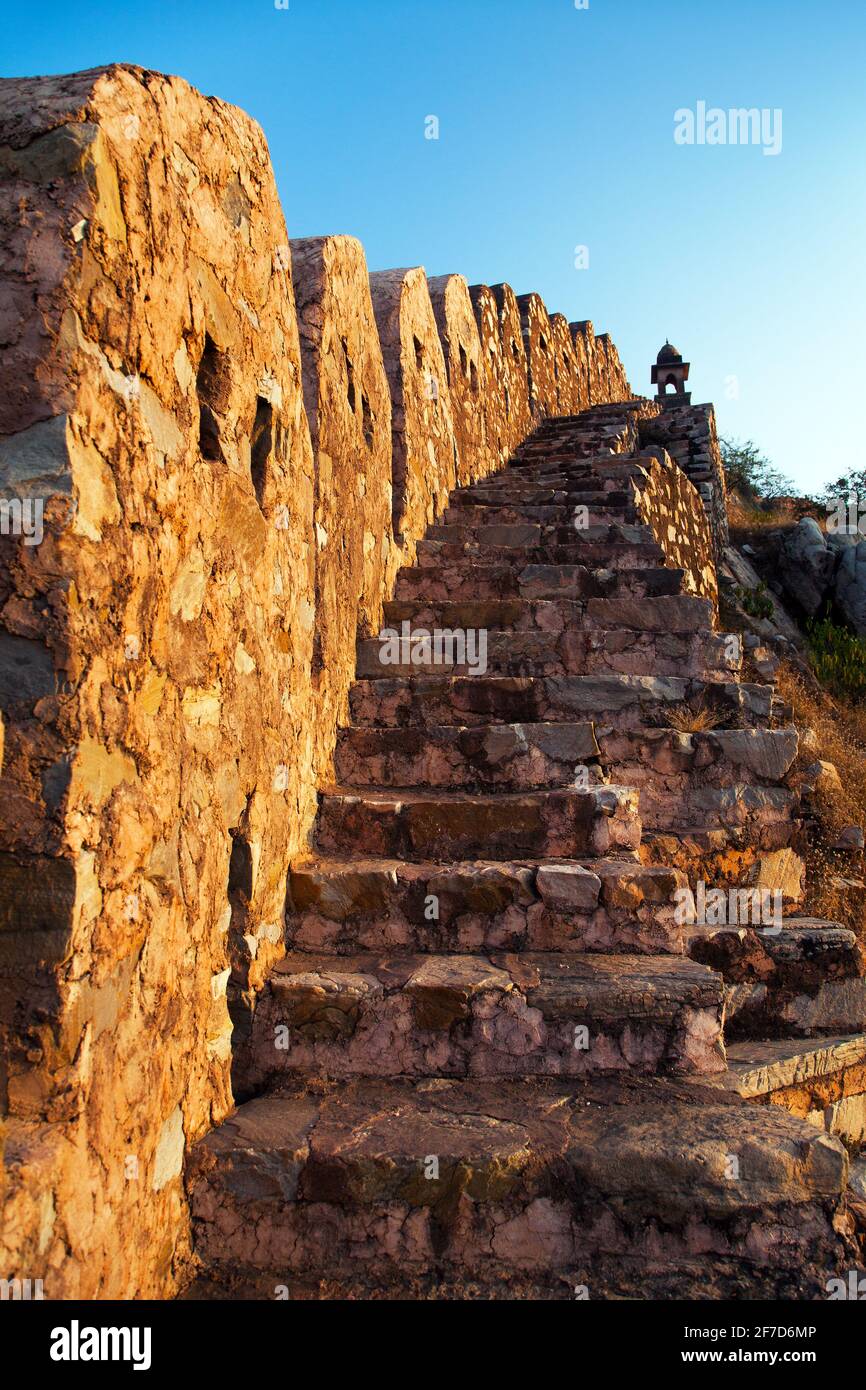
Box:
356 626 733 681
429 522 642 550
380 594 714 635
447 481 607 503
334 721 782 795
335 720 600 790
188 1075 848 1287
642 822 798 878
440 500 639 528
698 1034 866 1150
285 855 688 956
596 727 799 786
691 921 866 1040
640 785 797 835
393 562 686 604
236 951 725 1087
464 463 648 488
182 1254 847 1302
416 534 666 571
348 673 773 731
315 785 641 861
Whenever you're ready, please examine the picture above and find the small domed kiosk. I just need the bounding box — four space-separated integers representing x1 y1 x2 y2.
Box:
651 341 691 406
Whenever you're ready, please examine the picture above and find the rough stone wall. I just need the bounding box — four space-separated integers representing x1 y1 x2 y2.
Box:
369 268 457 549
632 451 719 608
568 321 592 412
487 284 532 452
467 283 511 470
0 64 640 1297
427 274 494 487
0 64 317 1298
549 313 582 416
517 292 559 420
597 333 631 402
572 321 605 405
290 236 393 758
640 402 730 559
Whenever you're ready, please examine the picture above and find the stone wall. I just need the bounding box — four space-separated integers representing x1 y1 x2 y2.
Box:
0 63 317 1298
596 333 631 402
290 235 393 757
632 451 719 609
427 274 494 488
369 267 457 547
467 284 511 470
486 284 532 453
641 402 729 560
573 321 604 405
549 313 582 416
0 63 640 1297
517 292 559 420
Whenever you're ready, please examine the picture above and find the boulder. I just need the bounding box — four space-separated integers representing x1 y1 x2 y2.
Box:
778 518 835 616
835 539 866 636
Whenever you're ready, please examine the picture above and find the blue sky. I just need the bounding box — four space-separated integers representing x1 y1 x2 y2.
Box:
3 0 864 491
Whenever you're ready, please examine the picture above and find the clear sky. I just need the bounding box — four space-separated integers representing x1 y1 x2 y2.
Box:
2 0 864 492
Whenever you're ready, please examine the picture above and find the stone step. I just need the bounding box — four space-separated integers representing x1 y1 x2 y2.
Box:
380 594 715 635
285 855 688 956
315 785 641 861
184 1253 856 1302
334 726 795 843
188 1075 848 1287
348 673 773 731
639 822 800 878
356 627 733 681
642 822 799 878
237 951 726 1089
429 522 645 550
596 727 799 786
644 785 797 835
447 481 609 503
335 720 601 790
334 721 787 795
597 728 798 830
393 562 686 604
698 1033 866 1150
691 920 866 1040
416 534 666 571
441 501 639 528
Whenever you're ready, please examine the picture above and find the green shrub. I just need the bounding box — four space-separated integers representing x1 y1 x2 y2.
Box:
807 616 866 703
720 438 795 500
818 469 866 508
734 583 774 620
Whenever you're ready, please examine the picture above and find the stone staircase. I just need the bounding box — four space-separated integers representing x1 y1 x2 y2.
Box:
187 405 866 1300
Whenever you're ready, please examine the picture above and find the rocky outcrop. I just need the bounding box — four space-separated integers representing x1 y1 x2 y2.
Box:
771 518 866 637
778 518 837 616
836 540 866 635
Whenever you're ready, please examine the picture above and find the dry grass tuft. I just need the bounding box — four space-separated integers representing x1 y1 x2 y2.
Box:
665 703 727 734
776 660 866 938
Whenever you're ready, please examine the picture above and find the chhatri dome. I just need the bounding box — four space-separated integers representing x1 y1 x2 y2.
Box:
656 341 683 365
651 340 691 406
